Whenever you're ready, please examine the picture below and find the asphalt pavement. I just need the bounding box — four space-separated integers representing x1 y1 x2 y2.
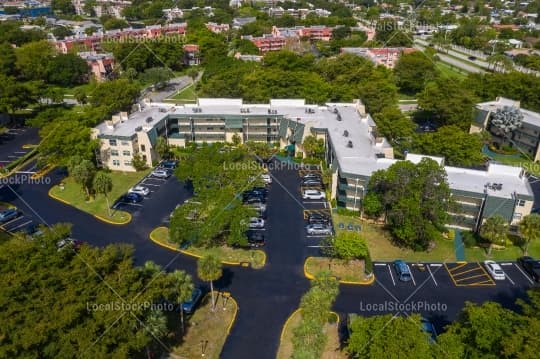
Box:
0 162 538 358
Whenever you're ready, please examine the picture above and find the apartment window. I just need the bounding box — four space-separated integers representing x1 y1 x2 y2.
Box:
112 160 120 166
121 141 129 146
141 145 146 152
111 150 119 156
517 199 526 206
122 150 131 156
109 139 117 146
514 213 522 220
124 160 132 166
142 155 147 161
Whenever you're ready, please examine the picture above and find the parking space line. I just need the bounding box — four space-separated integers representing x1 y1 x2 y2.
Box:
504 270 515 285
387 265 396 286
455 273 490 282
478 264 496 285
427 265 438 286
444 263 459 286
447 262 467 273
514 263 534 284
14 151 27 154
408 265 416 286
8 220 32 232
1 216 25 227
452 267 484 277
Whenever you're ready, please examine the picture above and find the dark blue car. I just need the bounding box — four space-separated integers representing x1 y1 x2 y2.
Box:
182 288 203 314
0 208 20 223
122 192 143 203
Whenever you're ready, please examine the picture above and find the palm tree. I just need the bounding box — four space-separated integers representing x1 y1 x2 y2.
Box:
93 171 113 216
519 214 540 255
197 254 222 312
143 309 167 359
169 270 193 334
480 215 508 256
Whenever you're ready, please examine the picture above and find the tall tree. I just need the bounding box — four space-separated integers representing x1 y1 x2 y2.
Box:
154 137 170 159
519 214 540 255
169 270 193 334
197 254 222 311
143 309 167 359
302 135 325 160
394 51 438 94
68 158 95 199
93 171 113 216
46 53 89 86
15 40 55 81
480 215 508 255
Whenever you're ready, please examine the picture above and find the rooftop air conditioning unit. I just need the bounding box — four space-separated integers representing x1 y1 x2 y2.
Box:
135 126 142 132
337 114 342 121
146 117 153 123
343 130 349 137
347 141 353 148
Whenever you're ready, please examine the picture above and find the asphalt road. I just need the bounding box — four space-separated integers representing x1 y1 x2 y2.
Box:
1 162 538 358
413 41 485 74
0 126 39 169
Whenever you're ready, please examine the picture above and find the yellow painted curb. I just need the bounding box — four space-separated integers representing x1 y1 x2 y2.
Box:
48 187 72 205
149 227 266 269
280 308 302 342
31 164 54 179
22 144 37 149
48 187 131 225
303 257 375 285
94 213 132 225
226 295 239 335
0 201 16 209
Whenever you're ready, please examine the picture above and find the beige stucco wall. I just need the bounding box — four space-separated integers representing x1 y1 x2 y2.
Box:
512 199 533 225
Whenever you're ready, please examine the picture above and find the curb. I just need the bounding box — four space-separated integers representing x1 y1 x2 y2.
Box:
31 165 55 179
148 227 266 269
48 187 131 225
280 308 302 342
303 257 375 285
226 295 239 335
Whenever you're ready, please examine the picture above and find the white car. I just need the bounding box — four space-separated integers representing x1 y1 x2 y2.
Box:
249 217 265 229
261 174 272 184
306 223 332 235
151 169 171 178
302 189 326 200
484 260 505 280
128 185 150 196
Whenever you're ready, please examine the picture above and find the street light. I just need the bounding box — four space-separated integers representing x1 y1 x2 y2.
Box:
200 340 208 357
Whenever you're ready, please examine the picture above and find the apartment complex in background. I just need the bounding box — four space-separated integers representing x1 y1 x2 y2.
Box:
78 52 115 82
340 47 416 69
92 98 534 230
471 97 540 162
54 23 187 53
244 25 334 53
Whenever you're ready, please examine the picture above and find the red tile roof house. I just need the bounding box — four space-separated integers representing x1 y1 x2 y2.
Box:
78 52 116 82
183 44 200 65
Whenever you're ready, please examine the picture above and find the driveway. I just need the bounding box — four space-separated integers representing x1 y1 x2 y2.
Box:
0 161 537 358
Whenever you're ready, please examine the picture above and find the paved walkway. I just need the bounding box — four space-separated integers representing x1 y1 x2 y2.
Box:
454 230 465 261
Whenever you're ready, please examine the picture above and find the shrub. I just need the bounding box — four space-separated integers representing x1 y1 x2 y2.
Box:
364 252 373 274
336 207 360 217
462 231 477 248
447 229 455 241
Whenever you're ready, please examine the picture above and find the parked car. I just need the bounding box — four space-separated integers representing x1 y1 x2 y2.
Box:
182 287 203 314
21 223 44 237
249 217 265 229
251 187 269 197
421 318 437 343
249 201 267 213
517 256 540 282
57 237 85 251
245 196 266 206
261 174 272 184
307 213 330 225
0 208 20 223
393 260 412 282
303 189 326 200
468 56 477 61
302 179 322 186
151 169 171 178
484 260 505 280
122 192 144 203
159 160 178 169
306 223 332 235
243 190 266 202
128 185 150 196
247 231 265 247
302 173 321 180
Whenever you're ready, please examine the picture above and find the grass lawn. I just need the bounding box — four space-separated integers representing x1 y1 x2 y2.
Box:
305 257 367 283
168 84 197 101
398 92 417 101
149 227 266 269
332 214 456 262
170 293 237 359
277 310 344 359
49 169 150 224
436 62 467 80
464 238 540 262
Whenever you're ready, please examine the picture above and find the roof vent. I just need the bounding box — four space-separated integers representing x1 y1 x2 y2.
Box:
333 107 338 114
343 130 349 137
192 107 202 113
268 108 272 114
347 140 353 148
146 117 153 123
240 108 250 113
337 114 342 121
135 126 142 132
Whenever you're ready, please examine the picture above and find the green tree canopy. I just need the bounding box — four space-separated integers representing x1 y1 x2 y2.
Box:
394 51 439 94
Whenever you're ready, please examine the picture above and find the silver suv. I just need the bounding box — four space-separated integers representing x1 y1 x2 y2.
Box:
306 223 332 235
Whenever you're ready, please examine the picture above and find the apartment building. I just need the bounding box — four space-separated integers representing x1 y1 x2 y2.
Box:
243 35 287 53
92 98 535 228
471 97 540 162
78 51 115 82
340 47 416 68
206 22 229 34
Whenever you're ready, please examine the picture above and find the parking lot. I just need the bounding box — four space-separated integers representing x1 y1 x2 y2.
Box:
0 127 39 170
0 208 35 234
371 260 537 290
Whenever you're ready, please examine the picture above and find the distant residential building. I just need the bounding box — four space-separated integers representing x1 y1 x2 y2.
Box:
206 22 229 34
471 97 540 162
341 47 416 69
53 23 187 53
232 17 256 29
272 25 334 41
162 7 183 21
183 44 200 66
78 51 115 82
242 34 287 53
234 52 263 62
